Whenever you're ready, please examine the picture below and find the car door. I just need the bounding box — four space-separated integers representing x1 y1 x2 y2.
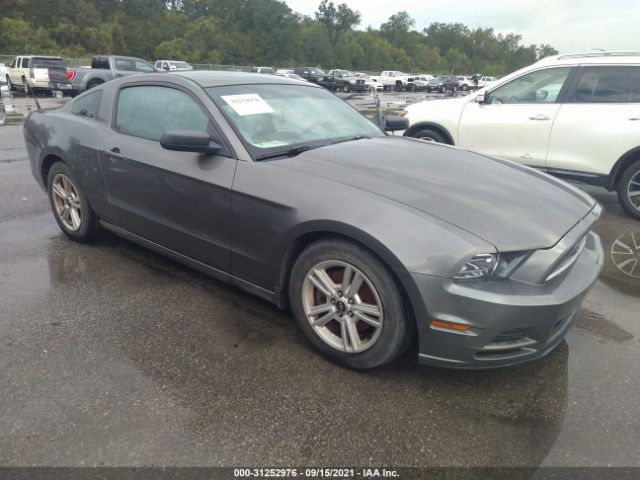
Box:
99 83 237 272
546 65 640 178
457 66 574 167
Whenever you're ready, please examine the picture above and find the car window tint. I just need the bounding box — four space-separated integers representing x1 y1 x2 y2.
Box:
486 67 570 104
572 66 640 103
116 86 209 141
71 91 102 119
115 57 154 73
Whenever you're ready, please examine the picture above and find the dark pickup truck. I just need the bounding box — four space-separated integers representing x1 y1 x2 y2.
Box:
67 55 156 95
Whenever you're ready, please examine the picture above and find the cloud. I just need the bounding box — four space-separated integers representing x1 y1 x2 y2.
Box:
285 0 640 53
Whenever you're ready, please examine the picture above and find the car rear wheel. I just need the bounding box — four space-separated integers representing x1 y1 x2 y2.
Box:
410 128 447 144
47 162 99 242
618 160 640 220
462 84 468 91
6 76 15 91
289 239 412 369
343 83 351 93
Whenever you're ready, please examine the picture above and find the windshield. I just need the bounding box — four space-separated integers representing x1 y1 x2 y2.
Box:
309 68 325 76
171 61 192 70
207 84 382 159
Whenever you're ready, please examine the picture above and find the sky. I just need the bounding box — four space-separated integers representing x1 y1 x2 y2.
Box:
285 0 640 53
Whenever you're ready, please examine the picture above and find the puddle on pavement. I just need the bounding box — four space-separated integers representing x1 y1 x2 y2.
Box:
574 309 635 343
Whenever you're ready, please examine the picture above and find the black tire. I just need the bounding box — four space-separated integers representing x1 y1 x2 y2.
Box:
440 86 445 93
395 81 402 92
289 239 412 370
617 159 640 220
6 75 15 91
409 83 416 92
410 128 447 144
343 83 351 93
86 79 103 90
47 162 99 242
462 84 468 91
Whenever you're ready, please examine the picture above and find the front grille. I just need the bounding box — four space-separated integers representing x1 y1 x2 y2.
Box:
356 79 364 84
407 77 415 82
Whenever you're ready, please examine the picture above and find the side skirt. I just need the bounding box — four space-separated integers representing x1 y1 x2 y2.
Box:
99 220 279 306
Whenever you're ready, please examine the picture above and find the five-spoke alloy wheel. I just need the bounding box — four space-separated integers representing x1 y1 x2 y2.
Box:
52 173 83 231
47 162 99 241
302 260 383 353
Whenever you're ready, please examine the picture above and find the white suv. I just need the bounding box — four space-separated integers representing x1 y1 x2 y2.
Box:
401 51 640 219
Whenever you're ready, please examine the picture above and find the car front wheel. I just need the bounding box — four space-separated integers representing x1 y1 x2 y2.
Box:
47 162 99 241
410 128 447 144
618 159 640 220
289 239 412 369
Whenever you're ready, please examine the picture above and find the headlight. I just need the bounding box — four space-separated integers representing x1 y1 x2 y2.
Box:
454 252 530 281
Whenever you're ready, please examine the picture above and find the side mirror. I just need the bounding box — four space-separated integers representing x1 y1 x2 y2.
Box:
382 115 409 132
160 130 221 154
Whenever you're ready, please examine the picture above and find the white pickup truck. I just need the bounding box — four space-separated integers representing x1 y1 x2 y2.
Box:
371 71 416 91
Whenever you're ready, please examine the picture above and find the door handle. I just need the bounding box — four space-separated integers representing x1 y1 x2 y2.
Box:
629 117 640 121
102 147 126 160
529 114 550 121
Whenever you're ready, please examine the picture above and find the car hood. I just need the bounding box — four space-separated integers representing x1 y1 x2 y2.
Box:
277 136 596 251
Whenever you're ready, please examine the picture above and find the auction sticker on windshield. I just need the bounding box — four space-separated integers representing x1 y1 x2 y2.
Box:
222 94 274 116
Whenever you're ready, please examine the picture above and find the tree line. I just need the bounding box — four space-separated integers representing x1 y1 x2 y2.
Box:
0 0 558 76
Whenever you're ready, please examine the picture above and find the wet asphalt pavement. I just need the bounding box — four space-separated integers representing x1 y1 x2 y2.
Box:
0 122 639 469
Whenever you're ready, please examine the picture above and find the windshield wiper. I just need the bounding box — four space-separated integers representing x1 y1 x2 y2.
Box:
328 135 372 146
255 145 322 161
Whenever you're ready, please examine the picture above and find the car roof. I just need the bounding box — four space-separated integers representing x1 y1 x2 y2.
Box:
171 70 321 88
21 55 63 59
536 51 640 66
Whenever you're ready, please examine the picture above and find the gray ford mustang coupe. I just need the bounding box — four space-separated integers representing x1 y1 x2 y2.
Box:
24 72 604 369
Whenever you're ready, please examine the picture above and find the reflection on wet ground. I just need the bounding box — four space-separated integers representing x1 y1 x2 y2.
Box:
0 136 638 468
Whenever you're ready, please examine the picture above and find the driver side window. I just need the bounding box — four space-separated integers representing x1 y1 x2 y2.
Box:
486 68 571 104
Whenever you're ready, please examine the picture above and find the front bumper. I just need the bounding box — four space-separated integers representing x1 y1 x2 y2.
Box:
410 231 604 369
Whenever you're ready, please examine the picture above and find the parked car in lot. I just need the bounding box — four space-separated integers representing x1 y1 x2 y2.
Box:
251 66 275 74
276 73 308 82
373 71 416 91
68 55 156 95
428 74 458 93
327 69 367 92
457 75 475 91
354 73 383 92
6 55 71 94
478 75 497 88
0 64 7 83
155 60 193 71
401 51 640 219
24 71 603 370
413 75 433 91
293 67 328 84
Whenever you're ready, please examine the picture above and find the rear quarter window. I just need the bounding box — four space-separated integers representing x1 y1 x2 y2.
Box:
71 91 103 120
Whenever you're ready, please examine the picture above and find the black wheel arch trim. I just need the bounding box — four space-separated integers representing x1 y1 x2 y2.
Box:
607 146 640 190
403 122 455 145
273 220 416 311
